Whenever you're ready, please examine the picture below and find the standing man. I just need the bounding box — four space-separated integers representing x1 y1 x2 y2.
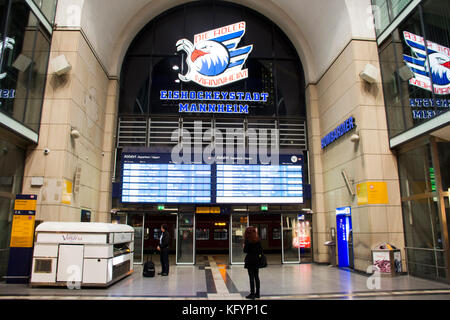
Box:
157 224 170 276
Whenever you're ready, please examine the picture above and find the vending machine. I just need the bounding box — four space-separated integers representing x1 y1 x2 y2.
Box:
335 207 353 268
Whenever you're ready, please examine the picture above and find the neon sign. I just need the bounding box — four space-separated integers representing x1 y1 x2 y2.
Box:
160 90 269 114
321 117 356 149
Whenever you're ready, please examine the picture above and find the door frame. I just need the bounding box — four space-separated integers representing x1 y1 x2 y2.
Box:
281 213 301 264
229 213 249 265
176 212 196 265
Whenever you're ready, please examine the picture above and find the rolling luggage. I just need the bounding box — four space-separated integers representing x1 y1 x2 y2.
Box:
143 251 155 277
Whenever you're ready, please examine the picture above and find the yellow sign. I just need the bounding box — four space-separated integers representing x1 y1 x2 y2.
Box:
357 182 389 205
10 215 36 248
61 179 73 205
14 198 37 211
196 207 220 214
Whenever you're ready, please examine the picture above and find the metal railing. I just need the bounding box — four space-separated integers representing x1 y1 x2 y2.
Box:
117 116 308 151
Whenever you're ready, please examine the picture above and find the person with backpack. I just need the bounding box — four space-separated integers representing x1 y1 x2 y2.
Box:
243 226 265 299
157 224 170 276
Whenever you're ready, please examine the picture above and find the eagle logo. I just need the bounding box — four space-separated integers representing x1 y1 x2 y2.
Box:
176 21 253 88
403 31 450 95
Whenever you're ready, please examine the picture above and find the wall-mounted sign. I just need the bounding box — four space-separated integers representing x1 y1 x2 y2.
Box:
403 31 450 96
356 182 389 205
176 21 253 88
160 90 269 114
321 117 356 149
61 180 73 205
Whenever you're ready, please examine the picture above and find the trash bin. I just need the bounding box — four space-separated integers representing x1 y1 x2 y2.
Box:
371 243 402 277
324 241 336 267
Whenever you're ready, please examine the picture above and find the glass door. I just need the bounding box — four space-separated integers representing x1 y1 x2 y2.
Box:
176 213 195 264
128 214 144 264
230 214 248 264
281 214 301 263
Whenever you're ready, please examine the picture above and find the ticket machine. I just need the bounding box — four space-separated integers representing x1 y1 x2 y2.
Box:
335 207 353 268
30 222 134 287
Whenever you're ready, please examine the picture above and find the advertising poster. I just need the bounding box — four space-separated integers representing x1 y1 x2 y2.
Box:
373 251 391 273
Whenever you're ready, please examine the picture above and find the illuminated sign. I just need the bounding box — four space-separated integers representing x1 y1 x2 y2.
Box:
121 153 304 205
196 207 221 214
403 31 450 96
160 90 269 114
321 117 356 149
214 222 227 227
176 21 253 88
10 195 37 248
409 98 450 120
336 206 351 216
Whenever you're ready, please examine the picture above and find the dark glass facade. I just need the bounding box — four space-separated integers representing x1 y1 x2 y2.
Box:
375 0 450 282
378 0 450 139
0 0 52 133
0 0 53 280
372 0 414 36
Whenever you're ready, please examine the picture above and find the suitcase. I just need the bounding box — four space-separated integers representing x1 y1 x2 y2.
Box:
143 251 155 277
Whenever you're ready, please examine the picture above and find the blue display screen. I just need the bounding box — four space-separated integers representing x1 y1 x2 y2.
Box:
122 163 212 203
216 164 303 203
121 153 303 204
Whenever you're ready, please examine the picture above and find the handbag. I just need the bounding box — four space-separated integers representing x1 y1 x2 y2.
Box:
257 252 267 268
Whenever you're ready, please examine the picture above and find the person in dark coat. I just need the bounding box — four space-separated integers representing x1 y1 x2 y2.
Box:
243 226 263 299
157 224 170 276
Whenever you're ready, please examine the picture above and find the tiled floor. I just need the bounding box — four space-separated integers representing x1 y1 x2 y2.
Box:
1 255 450 300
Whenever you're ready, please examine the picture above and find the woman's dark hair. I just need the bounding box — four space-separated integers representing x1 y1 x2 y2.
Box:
161 224 168 232
244 226 259 243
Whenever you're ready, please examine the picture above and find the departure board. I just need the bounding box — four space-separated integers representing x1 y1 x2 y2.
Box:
216 164 303 203
121 153 304 204
121 155 212 203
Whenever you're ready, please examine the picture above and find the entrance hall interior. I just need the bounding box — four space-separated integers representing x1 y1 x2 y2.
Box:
121 207 313 267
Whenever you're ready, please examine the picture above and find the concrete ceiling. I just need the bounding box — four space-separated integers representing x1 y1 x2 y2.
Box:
55 0 375 83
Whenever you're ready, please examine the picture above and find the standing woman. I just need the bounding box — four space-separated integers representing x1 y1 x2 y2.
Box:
244 226 263 299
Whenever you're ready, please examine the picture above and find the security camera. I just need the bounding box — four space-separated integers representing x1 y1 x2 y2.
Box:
350 134 360 143
51 54 72 76
44 148 50 155
360 63 378 84
70 129 81 139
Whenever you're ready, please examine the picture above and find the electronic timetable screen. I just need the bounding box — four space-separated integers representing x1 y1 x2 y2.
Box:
121 153 303 204
216 164 303 204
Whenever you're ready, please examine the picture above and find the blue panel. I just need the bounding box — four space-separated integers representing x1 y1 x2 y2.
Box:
336 207 352 268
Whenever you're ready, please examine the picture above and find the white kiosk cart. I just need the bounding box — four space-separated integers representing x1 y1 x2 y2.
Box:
30 222 134 287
